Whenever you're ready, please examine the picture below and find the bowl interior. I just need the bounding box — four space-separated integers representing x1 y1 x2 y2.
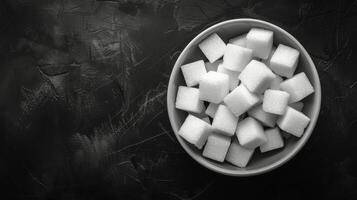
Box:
167 19 321 176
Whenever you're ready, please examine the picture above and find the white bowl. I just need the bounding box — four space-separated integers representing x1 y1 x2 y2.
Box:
167 19 321 176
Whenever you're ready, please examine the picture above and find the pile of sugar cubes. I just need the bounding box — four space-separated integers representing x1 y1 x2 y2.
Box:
176 28 314 167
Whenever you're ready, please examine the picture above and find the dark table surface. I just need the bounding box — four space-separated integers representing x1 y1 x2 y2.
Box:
1 0 357 199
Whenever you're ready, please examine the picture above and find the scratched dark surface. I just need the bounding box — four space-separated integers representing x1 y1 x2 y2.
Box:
0 0 357 199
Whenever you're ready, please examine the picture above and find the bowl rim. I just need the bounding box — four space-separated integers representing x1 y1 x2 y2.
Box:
167 18 321 176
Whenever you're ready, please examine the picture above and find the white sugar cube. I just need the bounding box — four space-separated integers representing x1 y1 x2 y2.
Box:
199 71 229 104
175 86 205 114
239 60 276 93
229 33 247 47
205 59 222 72
226 139 255 167
217 64 240 91
178 115 211 149
236 117 267 149
199 33 226 63
224 84 260 117
270 44 300 78
181 60 207 86
260 128 284 153
202 134 231 162
205 103 219 118
289 102 304 111
248 104 278 127
280 72 314 103
246 28 274 59
212 105 238 136
263 46 276 66
262 89 290 115
277 107 310 137
222 44 253 72
269 75 283 90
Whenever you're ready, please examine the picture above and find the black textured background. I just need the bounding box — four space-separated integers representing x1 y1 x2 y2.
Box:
0 0 357 199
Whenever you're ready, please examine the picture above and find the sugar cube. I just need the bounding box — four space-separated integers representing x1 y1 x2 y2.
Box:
202 134 231 162
239 60 276 93
262 89 290 115
277 107 310 137
246 28 274 59
269 75 283 90
178 114 212 149
205 59 222 72
226 139 255 167
248 104 278 127
205 103 219 118
270 44 300 78
263 46 276 66
198 33 226 63
280 72 314 103
229 33 247 47
217 64 240 91
224 84 260 117
181 60 207 87
212 105 238 136
289 102 304 111
260 128 284 153
199 71 230 104
236 117 267 149
222 44 253 72
175 86 205 114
